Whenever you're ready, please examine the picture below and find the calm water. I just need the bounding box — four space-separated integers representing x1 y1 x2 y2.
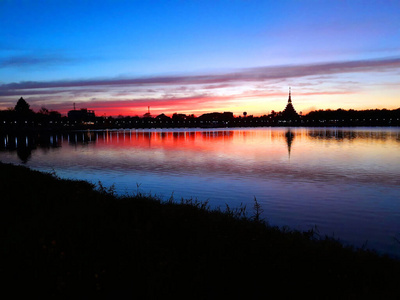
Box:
1 127 400 257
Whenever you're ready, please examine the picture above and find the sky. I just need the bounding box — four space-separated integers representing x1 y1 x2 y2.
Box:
0 0 399 117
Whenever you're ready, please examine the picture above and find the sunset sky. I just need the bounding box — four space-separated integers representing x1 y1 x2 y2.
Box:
1 0 399 117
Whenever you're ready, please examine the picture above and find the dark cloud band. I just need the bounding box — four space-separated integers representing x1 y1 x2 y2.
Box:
1 56 399 94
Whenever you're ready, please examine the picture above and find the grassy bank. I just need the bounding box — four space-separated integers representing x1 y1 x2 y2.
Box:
1 162 400 299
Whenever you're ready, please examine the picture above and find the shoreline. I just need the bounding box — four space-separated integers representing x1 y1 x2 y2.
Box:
1 124 399 135
1 162 400 297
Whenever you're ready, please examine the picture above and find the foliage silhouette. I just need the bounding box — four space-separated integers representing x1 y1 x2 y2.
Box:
1 162 400 298
14 97 32 114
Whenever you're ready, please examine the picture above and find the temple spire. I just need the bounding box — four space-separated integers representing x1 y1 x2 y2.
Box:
281 86 299 121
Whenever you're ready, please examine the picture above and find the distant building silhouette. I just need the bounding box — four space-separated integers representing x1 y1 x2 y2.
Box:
143 106 152 118
68 108 95 123
281 87 299 120
155 113 171 121
198 112 234 122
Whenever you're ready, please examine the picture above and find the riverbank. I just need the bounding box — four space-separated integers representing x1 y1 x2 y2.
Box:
1 162 400 298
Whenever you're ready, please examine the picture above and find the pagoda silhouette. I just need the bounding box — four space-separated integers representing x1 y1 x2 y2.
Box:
281 87 299 120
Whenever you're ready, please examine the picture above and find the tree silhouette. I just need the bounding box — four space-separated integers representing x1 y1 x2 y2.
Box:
38 107 50 115
14 97 31 114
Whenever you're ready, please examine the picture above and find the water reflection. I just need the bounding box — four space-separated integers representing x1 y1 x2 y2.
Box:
2 127 398 154
1 133 61 163
285 129 294 158
0 127 399 257
1 128 399 187
307 128 400 141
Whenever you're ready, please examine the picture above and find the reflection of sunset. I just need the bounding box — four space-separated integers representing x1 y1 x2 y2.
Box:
1 127 399 257
1 128 399 188
82 128 400 154
77 129 296 163
38 128 397 187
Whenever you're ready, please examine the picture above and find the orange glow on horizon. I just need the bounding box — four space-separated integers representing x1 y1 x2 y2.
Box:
36 89 400 118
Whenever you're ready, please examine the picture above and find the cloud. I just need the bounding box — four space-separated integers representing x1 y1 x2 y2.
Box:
1 56 399 93
1 56 399 114
0 54 76 68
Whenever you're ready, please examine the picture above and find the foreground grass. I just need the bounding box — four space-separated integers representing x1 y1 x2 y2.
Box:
1 162 400 299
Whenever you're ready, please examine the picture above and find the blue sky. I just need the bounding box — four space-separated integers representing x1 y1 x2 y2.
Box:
1 0 399 116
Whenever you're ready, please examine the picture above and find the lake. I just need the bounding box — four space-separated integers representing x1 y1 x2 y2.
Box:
1 127 399 257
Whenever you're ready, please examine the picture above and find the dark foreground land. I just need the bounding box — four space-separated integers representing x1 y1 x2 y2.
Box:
1 162 400 299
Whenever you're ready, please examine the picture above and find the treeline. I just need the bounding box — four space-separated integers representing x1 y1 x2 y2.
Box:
0 97 63 132
305 108 400 126
1 97 399 132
